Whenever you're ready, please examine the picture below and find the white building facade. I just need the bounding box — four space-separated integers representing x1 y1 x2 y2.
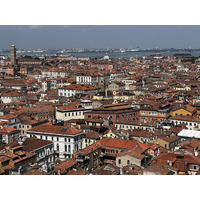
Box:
58 84 100 97
27 124 85 160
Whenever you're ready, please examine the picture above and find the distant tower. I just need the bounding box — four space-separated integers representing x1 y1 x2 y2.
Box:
99 75 105 91
10 45 17 66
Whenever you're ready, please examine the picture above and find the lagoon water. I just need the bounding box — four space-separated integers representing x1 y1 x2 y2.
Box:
1 50 200 58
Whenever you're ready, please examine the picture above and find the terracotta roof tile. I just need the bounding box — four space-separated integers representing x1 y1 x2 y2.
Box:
22 136 53 152
56 158 78 174
27 123 82 136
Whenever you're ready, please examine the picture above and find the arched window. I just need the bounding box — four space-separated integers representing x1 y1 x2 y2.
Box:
65 145 67 152
57 144 59 151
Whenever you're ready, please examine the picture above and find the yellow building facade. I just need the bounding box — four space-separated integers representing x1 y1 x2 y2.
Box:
170 108 192 117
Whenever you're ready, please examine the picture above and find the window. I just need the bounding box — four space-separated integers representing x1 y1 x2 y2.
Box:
57 137 59 141
106 149 110 153
193 165 197 170
127 160 130 165
118 159 121 164
111 149 114 153
65 138 67 142
57 144 59 151
65 145 67 152
116 150 118 154
68 145 71 153
164 144 167 148
68 138 70 142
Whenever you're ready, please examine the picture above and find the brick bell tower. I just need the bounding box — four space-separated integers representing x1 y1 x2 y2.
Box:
10 45 17 66
99 75 105 91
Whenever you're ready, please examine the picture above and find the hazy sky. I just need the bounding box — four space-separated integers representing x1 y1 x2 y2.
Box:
0 25 200 49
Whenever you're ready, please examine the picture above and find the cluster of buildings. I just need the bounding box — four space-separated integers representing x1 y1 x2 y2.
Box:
1 45 200 175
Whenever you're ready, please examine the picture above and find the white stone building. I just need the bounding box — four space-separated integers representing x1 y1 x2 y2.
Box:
26 122 85 160
41 69 67 79
0 114 21 130
1 91 25 104
58 84 100 97
76 73 100 85
56 101 92 121
169 116 200 130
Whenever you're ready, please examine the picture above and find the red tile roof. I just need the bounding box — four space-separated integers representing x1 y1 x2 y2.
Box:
117 148 145 160
0 127 17 134
84 131 102 139
76 137 149 155
170 115 199 122
0 114 17 120
56 158 78 174
22 136 53 152
27 123 82 136
90 164 120 175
